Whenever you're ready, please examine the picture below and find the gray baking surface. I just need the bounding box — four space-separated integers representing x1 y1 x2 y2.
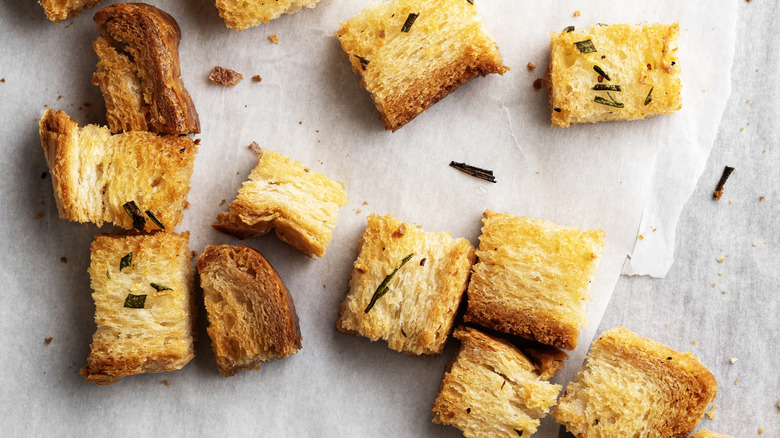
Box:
0 0 776 437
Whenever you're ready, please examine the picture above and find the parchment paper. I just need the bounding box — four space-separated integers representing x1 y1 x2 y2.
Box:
0 1 735 436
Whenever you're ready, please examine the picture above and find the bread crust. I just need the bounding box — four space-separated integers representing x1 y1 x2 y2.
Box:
39 0 105 22
197 245 302 377
93 2 200 134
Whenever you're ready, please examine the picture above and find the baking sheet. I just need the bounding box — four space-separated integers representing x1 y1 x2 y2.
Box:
0 0 736 436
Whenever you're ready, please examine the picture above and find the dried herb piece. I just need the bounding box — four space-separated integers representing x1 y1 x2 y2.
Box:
120 252 132 271
515 430 523 437
354 54 370 70
713 166 735 201
150 283 173 292
592 84 621 92
124 294 147 309
575 39 597 54
122 201 146 231
563 25 575 33
401 328 407 337
593 65 610 81
594 92 624 108
644 86 654 105
449 161 496 183
145 210 165 230
401 13 419 33
365 253 414 313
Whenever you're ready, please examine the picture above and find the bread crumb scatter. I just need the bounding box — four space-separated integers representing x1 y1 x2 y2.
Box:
269 34 279 44
0 78 5 83
573 10 581 17
356 209 362 214
248 141 262 153
717 257 725 262
758 428 763 434
734 379 738 385
638 234 644 240
533 78 544 90
363 201 368 205
730 357 738 364
692 340 697 345
162 379 170 386
209 66 243 86
44 337 53 345
712 283 717 287
527 62 536 71
252 75 262 82
705 404 717 420
759 196 765 201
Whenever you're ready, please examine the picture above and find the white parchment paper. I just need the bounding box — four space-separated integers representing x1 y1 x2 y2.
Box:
0 1 735 436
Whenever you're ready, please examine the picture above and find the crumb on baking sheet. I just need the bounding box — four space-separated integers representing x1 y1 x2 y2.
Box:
34 212 43 219
251 75 262 82
162 379 170 386
0 78 5 83
44 337 53 345
219 199 226 206
269 34 279 44
692 339 697 345
638 234 644 240
363 201 368 205
209 66 243 86
705 404 717 420
573 10 581 17
527 62 536 71
248 141 262 153
60 257 67 263
533 78 543 90
730 357 738 364
759 196 765 201
759 428 764 435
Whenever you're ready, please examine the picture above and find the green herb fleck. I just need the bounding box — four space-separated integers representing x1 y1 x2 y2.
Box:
515 430 524 437
120 252 132 271
594 92 624 108
364 253 414 313
145 210 165 229
122 201 146 231
575 39 596 54
354 54 370 71
563 25 575 33
593 84 621 92
644 86 654 105
593 65 610 81
150 283 173 292
401 13 419 33
124 293 146 309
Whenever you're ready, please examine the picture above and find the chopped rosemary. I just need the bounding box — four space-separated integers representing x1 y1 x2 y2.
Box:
124 293 146 309
644 86 654 105
592 84 621 92
574 39 597 54
354 54 370 70
401 13 419 33
713 166 735 201
449 161 496 183
120 252 132 271
150 283 173 292
401 328 407 337
364 253 414 313
563 25 575 33
597 23 608 27
594 92 624 108
122 201 146 231
145 210 165 229
593 65 610 81
515 430 524 437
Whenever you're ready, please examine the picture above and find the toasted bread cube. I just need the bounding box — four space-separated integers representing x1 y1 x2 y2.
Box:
197 245 302 377
38 109 197 231
432 327 561 437
81 232 196 385
39 0 105 22
213 150 348 259
336 214 475 355
546 23 681 127
553 327 718 437
336 0 507 131
92 3 200 134
215 0 322 31
693 432 736 438
464 210 605 350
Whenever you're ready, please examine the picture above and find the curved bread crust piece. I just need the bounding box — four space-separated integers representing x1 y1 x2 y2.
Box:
336 214 475 356
197 245 302 377
81 232 196 385
432 327 561 437
39 0 105 22
336 0 507 131
464 210 605 350
692 431 736 438
546 23 681 127
216 0 322 31
552 327 718 438
93 2 200 134
213 150 348 258
39 109 197 231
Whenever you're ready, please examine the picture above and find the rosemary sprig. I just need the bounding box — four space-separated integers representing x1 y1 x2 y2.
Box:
150 283 173 292
120 252 132 271
354 54 370 70
594 92 624 108
592 84 621 92
449 161 496 183
644 86 654 105
401 13 419 33
145 210 165 229
122 201 146 231
364 253 414 313
124 293 146 309
574 39 596 54
593 65 611 81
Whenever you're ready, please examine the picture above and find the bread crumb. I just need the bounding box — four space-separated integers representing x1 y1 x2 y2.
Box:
44 337 53 345
162 379 170 386
759 428 763 435
734 379 738 385
712 283 717 287
753 243 758 247
762 149 766 154
692 340 697 345
60 257 68 263
268 34 279 44
0 78 5 83
730 357 738 364
722 290 726 294
34 212 43 219
248 141 262 153
356 209 362 214
573 10 581 16
777 401 780 409
760 196 765 201
219 199 226 206
527 62 536 71
209 66 243 86
363 201 368 205
705 404 717 420
299 121 302 125
652 227 657 232
665 323 669 327
533 78 544 90
251 75 262 82
638 234 644 240
717 257 725 262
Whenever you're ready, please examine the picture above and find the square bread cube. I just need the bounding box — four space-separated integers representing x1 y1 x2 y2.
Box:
336 0 507 131
336 214 475 355
431 327 561 437
81 232 196 385
552 327 718 438
464 210 605 350
197 245 302 377
546 23 681 127
39 0 104 22
215 0 321 31
213 149 348 259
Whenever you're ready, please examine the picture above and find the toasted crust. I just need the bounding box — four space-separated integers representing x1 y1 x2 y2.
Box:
431 327 561 437
693 431 736 438
552 327 718 437
39 0 105 22
93 2 200 134
81 232 196 385
336 214 475 356
546 23 681 127
336 0 507 131
215 0 322 31
213 150 348 258
197 245 302 377
464 210 605 350
39 109 197 231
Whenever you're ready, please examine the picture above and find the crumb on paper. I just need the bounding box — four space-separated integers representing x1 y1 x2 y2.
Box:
299 121 302 125
717 257 725 262
162 379 170 386
219 199 226 206
722 290 726 294
527 62 536 71
533 78 544 90
638 234 644 240
0 78 5 83
573 10 581 17
665 323 669 327
705 404 717 420
34 212 43 219
760 196 765 201
753 243 758 247
209 66 243 86
44 337 53 345
652 227 657 232
268 34 279 44
60 257 67 263
718 273 722 276
248 141 262 153
363 201 368 205
730 357 738 364
692 339 697 345
252 75 262 82
759 428 764 435
713 283 717 287
323 284 326 289
356 209 362 214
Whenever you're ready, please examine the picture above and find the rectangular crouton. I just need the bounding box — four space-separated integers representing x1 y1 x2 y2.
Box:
38 109 197 231
81 232 196 385
39 0 105 22
215 0 322 31
432 327 561 437
336 0 507 131
336 214 475 355
197 245 302 377
552 327 718 437
464 210 605 350
213 149 348 259
546 23 681 127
